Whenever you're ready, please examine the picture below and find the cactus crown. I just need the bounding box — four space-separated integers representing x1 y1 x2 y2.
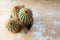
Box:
19 7 32 16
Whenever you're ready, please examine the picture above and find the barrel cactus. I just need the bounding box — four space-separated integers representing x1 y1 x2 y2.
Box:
6 6 33 33
12 5 24 19
6 19 22 33
18 7 33 30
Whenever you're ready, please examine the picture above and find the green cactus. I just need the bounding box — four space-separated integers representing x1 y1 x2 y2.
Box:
18 7 33 26
6 6 33 33
6 19 22 33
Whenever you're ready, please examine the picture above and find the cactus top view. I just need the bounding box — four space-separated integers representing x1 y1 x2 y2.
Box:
18 7 33 31
6 5 33 33
6 19 22 33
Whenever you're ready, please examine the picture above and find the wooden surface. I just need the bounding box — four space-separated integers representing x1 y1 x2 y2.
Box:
0 0 60 40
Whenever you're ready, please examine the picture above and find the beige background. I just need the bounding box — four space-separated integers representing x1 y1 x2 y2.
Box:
0 0 60 40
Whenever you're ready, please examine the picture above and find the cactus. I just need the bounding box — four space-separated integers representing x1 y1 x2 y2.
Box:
12 5 24 19
6 6 33 33
6 19 22 33
18 7 33 30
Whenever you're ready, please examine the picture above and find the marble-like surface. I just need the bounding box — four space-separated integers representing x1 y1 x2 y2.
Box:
0 0 60 40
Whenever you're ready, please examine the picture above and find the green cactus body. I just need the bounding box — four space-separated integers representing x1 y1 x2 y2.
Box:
6 6 33 33
6 19 22 33
12 6 20 18
18 7 33 26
